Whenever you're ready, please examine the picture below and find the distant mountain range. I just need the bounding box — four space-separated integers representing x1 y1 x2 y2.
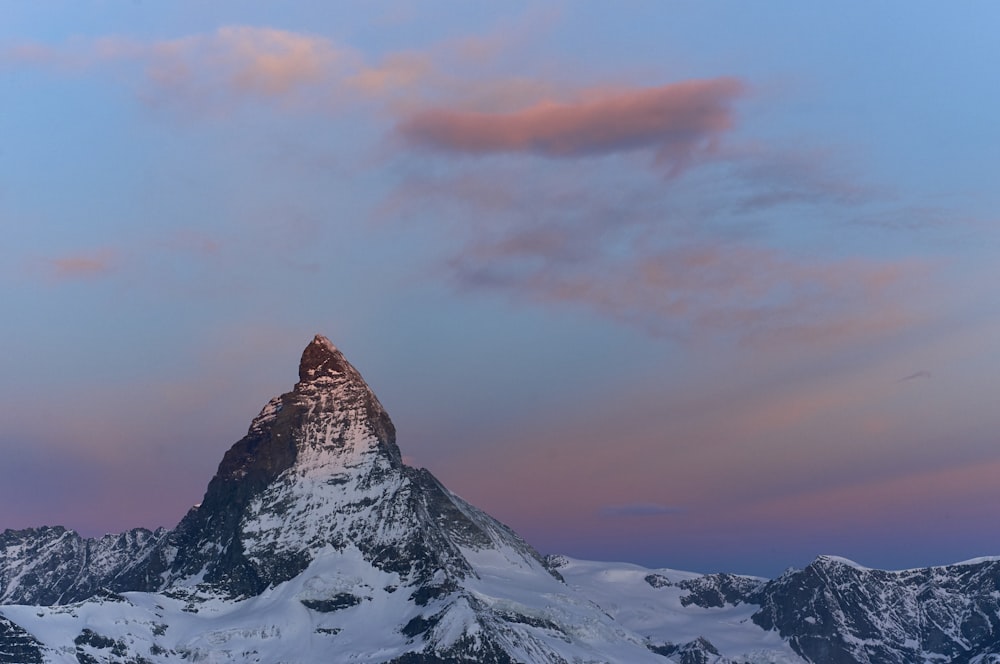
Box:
2 336 998 663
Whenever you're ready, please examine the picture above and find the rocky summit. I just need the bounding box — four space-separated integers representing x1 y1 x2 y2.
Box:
0 336 998 663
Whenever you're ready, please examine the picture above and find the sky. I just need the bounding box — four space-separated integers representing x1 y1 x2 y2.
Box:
2 2 1000 578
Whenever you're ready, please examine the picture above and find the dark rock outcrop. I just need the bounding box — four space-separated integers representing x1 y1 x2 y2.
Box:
0 614 43 664
678 572 763 608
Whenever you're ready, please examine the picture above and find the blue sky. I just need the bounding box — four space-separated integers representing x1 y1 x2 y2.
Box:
2 2 1000 576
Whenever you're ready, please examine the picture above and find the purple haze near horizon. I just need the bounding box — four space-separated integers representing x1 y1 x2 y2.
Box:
2 2 1000 577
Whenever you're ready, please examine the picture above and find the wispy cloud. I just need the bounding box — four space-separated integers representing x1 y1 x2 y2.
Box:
384 160 926 348
456 242 920 347
723 145 880 213
348 51 432 96
143 27 346 106
4 27 356 115
126 27 348 113
3 25 557 118
896 370 931 383
600 503 686 517
45 249 116 280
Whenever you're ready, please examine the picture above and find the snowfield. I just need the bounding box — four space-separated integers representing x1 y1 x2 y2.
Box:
2 550 805 663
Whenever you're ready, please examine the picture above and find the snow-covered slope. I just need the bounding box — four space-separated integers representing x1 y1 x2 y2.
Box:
0 550 805 664
549 556 802 663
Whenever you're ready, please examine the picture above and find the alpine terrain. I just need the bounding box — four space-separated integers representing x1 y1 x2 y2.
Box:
1 336 998 663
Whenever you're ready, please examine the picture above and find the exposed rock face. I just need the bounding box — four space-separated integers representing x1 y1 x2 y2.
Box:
648 637 723 664
677 573 764 609
751 555 1000 664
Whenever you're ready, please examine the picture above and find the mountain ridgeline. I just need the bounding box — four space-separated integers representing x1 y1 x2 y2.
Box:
1 336 998 663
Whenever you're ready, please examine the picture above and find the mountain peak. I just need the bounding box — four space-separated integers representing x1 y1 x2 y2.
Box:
298 334 349 383
291 335 397 459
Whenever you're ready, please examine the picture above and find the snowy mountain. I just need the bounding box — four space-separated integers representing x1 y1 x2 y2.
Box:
0 336 996 663
0 527 165 606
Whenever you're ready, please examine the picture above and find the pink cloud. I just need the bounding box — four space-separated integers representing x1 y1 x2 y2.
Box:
348 52 432 96
2 42 67 67
47 249 116 280
150 27 342 97
397 79 745 173
131 27 351 114
6 27 353 114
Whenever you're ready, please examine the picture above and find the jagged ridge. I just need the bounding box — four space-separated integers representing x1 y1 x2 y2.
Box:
752 555 1000 663
0 526 165 606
